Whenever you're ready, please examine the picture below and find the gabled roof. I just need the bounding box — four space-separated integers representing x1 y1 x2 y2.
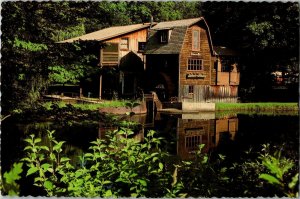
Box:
58 23 152 43
145 17 215 55
151 17 203 30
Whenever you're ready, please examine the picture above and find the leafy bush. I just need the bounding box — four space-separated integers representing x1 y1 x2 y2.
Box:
1 162 23 196
259 148 299 197
175 145 230 197
1 128 298 197
19 129 185 197
228 144 299 197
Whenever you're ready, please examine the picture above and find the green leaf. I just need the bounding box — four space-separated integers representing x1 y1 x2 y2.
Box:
159 162 163 170
137 179 147 186
259 173 281 185
44 180 54 190
26 167 39 176
104 189 113 197
8 190 18 196
102 180 111 185
60 157 71 162
50 153 56 161
84 153 93 157
34 138 42 144
288 173 299 189
152 157 159 162
201 156 208 164
172 167 178 187
24 138 33 144
53 141 65 152
130 173 138 178
41 163 51 171
21 157 31 162
34 177 44 183
24 146 33 151
40 146 50 151
4 162 23 184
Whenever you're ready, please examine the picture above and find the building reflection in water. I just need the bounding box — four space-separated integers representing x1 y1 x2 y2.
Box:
177 113 238 159
98 112 238 160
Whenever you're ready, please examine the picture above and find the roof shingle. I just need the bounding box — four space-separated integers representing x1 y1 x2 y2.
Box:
144 27 187 54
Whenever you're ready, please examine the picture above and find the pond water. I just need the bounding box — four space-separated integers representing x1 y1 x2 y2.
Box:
1 111 299 195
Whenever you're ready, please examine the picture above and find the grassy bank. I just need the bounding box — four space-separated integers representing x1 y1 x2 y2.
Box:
43 101 299 112
43 100 133 111
216 102 299 111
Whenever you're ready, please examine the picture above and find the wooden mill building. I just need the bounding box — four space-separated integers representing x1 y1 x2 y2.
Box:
59 17 240 104
60 23 153 99
144 17 240 108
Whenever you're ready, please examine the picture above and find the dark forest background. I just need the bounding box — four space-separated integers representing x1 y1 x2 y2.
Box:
1 1 299 114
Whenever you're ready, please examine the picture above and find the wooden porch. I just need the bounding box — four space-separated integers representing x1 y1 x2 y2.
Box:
217 71 240 85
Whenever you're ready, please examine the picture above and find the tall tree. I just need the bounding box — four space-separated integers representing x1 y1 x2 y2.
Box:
201 2 299 100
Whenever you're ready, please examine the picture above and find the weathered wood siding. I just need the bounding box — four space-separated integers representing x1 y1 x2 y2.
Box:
179 24 212 86
180 85 238 102
179 23 215 102
100 28 148 66
211 57 217 85
217 72 240 85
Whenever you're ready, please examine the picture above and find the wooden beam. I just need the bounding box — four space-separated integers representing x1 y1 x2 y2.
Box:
99 74 102 100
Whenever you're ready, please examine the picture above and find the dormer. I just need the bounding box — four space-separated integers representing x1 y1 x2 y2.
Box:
158 29 172 43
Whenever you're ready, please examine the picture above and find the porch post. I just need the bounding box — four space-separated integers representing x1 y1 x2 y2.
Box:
99 74 102 100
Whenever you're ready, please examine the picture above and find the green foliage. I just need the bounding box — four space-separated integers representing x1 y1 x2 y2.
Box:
52 24 86 42
21 131 73 196
48 65 85 85
259 149 299 197
247 21 273 48
1 163 23 196
125 100 140 110
13 38 48 51
174 144 230 197
227 144 299 197
125 100 141 118
2 128 298 198
18 129 183 197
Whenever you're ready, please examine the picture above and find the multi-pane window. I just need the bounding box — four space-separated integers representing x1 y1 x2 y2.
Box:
187 58 203 71
192 30 200 50
120 38 129 50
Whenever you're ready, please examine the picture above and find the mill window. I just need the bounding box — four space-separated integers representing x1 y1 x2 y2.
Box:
188 85 194 94
192 29 200 51
120 38 129 50
160 30 168 43
138 42 146 52
187 58 203 71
